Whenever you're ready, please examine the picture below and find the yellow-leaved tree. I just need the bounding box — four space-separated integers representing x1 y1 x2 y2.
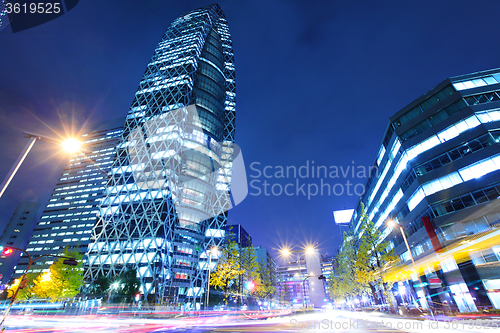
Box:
7 273 37 300
210 240 242 305
31 247 84 300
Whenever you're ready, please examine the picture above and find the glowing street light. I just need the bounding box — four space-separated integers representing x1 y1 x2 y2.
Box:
108 281 121 303
281 249 291 256
61 138 81 153
280 245 317 257
0 131 82 199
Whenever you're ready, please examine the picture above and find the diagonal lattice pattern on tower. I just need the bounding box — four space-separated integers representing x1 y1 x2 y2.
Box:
85 4 237 305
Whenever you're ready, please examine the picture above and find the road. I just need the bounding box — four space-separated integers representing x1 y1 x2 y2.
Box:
2 309 498 332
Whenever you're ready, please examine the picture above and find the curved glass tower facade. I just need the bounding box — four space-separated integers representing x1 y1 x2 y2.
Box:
85 4 236 305
346 68 500 312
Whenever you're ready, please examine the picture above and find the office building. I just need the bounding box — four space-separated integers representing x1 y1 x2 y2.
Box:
277 252 328 308
85 4 237 306
0 1 10 32
14 118 124 278
254 246 276 271
347 68 500 312
0 201 40 283
277 255 307 307
254 246 277 298
226 224 252 247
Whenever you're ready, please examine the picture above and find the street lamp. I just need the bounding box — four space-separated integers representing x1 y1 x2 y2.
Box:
61 138 81 153
205 246 217 310
0 131 82 198
0 246 79 330
108 281 121 303
389 220 434 316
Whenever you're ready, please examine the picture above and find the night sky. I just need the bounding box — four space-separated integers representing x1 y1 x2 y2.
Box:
1 0 500 263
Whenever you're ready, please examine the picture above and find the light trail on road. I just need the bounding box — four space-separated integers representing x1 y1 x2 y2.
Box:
2 310 497 332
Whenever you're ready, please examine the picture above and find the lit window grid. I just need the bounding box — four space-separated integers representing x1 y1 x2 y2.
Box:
13 125 123 278
452 74 500 91
355 109 500 233
85 4 236 303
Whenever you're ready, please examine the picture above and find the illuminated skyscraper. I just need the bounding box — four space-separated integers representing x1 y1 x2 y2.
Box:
14 118 124 278
347 68 500 312
86 4 238 306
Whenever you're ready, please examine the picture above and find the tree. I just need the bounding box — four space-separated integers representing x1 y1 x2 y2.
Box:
355 204 398 307
278 280 292 305
31 247 84 300
87 274 111 296
237 245 260 301
116 268 140 302
210 240 242 305
32 272 56 299
7 248 84 302
254 262 276 300
328 203 398 306
7 273 37 300
210 241 271 306
48 247 84 299
328 231 368 302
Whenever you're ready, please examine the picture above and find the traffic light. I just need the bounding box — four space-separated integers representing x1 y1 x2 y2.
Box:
245 281 255 290
2 248 13 256
62 258 78 266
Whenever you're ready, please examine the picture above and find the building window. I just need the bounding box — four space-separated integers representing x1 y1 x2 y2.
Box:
393 85 455 128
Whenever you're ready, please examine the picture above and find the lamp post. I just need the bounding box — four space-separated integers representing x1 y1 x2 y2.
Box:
205 246 217 311
0 246 78 330
108 281 120 303
0 131 81 198
389 221 434 317
0 131 82 329
281 246 316 308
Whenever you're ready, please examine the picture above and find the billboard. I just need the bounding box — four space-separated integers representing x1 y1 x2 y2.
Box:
333 209 354 225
